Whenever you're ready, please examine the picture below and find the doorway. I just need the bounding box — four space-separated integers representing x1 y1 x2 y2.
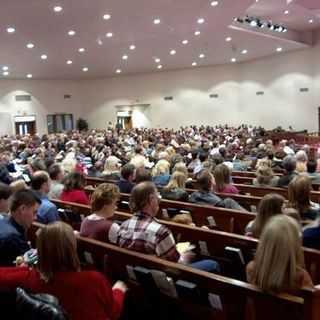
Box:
117 116 133 130
14 115 36 135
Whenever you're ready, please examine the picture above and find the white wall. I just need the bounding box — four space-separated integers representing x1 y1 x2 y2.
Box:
0 80 84 135
1 34 320 134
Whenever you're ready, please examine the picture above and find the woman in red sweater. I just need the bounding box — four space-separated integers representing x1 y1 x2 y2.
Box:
0 222 127 320
60 171 89 205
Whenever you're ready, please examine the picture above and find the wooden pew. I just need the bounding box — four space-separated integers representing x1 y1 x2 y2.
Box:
29 221 320 320
52 199 320 284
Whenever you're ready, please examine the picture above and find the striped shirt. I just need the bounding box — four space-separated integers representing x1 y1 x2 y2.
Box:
117 212 180 262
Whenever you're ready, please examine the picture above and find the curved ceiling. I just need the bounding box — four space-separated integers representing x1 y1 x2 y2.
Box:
0 0 319 79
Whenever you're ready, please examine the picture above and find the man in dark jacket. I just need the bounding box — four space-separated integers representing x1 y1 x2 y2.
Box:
117 163 136 194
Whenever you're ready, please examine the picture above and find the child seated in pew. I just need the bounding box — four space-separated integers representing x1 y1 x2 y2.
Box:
245 193 285 238
0 222 127 320
246 215 313 294
80 183 120 244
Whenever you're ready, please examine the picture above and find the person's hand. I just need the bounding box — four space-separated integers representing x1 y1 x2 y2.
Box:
112 281 128 293
180 251 196 264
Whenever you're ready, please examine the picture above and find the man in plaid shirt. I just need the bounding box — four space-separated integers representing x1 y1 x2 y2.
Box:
116 182 220 273
117 182 179 262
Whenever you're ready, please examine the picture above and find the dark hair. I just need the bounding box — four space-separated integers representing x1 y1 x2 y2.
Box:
283 156 296 173
63 172 86 191
121 163 136 180
10 189 41 212
49 164 63 180
135 168 152 183
130 182 157 212
197 170 213 192
199 152 208 162
307 160 317 174
0 182 12 200
31 172 49 191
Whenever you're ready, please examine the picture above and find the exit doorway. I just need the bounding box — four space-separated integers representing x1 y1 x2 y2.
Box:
116 111 133 130
14 115 36 135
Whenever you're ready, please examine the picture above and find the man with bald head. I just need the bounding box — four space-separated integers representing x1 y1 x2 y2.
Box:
31 171 60 224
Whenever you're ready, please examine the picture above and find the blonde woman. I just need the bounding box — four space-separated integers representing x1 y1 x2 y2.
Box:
246 215 313 293
245 193 285 238
253 165 279 187
152 159 171 187
287 175 320 220
161 171 189 202
102 156 121 180
213 164 239 194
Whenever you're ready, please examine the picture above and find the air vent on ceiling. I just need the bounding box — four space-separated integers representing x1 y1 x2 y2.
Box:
15 95 31 101
164 96 173 101
209 94 219 98
64 94 72 99
300 88 309 92
256 91 264 96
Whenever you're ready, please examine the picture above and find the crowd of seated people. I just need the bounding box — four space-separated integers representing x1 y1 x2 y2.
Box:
0 125 320 317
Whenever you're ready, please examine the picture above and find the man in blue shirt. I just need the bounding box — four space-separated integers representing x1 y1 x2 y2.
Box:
31 171 60 224
0 189 40 266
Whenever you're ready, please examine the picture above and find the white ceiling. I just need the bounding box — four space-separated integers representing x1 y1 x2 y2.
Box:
0 0 319 80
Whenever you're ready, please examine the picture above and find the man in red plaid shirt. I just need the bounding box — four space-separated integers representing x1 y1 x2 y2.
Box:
116 182 220 272
117 181 179 262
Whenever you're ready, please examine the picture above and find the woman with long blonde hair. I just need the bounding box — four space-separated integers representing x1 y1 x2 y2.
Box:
161 171 189 202
246 215 313 293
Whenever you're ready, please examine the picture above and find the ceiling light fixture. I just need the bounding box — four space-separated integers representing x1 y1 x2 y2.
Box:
194 30 201 36
82 67 88 72
284 10 289 15
6 27 15 33
154 18 161 24
211 1 219 6
231 58 236 63
170 50 176 55
116 69 122 74
106 32 113 38
182 40 189 44
157 65 162 69
66 60 73 64
192 62 197 66
2 66 9 71
53 6 63 12
2 71 9 76
122 55 128 60
155 58 161 63
309 19 314 24
129 45 136 50
276 47 283 52
78 48 85 52
68 30 76 36
241 49 248 54
197 18 205 24
26 43 34 49
199 54 205 58
41 54 48 60
103 14 111 20
27 74 33 78
226 37 232 42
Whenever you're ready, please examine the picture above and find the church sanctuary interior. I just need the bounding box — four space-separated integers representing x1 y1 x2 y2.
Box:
2 0 320 319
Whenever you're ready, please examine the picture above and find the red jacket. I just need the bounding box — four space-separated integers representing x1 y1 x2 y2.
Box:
0 267 124 320
60 189 89 205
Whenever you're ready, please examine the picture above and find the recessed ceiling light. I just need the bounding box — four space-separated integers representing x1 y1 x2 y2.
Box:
68 30 76 36
66 60 73 65
26 43 34 49
103 14 111 20
2 66 9 71
3 71 9 76
309 19 314 24
182 40 189 44
53 6 63 12
129 45 136 50
198 18 205 24
106 32 113 38
27 74 33 78
155 58 161 63
82 67 88 72
41 54 48 60
241 49 248 54
284 10 289 15
6 27 15 33
199 54 205 58
116 69 122 74
170 50 176 55
231 58 236 62
122 55 128 60
157 65 162 69
276 47 283 52
194 31 201 36
78 48 85 53
226 37 232 42
154 18 161 24
192 62 197 66
211 1 219 6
